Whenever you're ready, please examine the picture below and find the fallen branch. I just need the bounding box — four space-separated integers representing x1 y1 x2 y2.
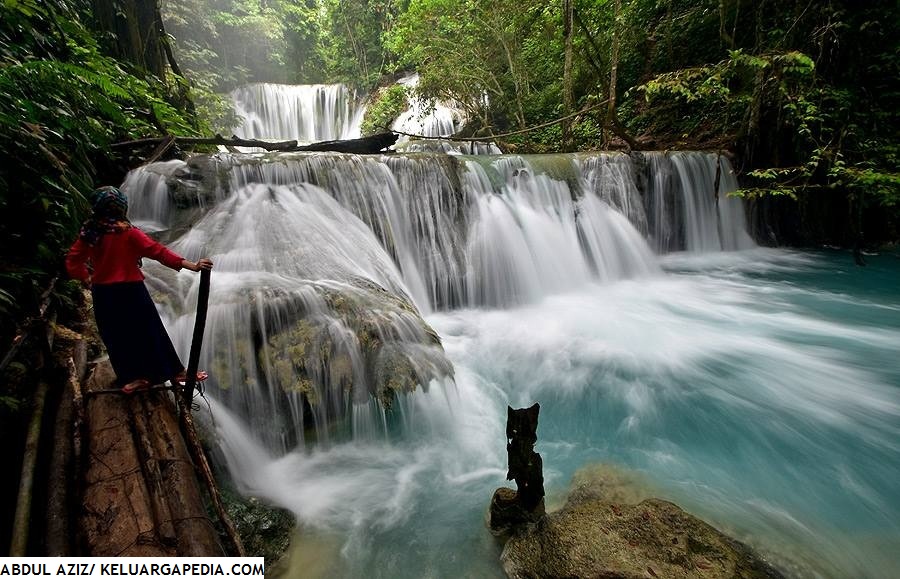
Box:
111 132 398 155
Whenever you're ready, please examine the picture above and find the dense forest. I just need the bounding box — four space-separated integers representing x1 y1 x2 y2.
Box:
2 0 898 341
0 0 898 568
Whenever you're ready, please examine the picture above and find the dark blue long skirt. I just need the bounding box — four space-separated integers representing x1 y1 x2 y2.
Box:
92 281 183 386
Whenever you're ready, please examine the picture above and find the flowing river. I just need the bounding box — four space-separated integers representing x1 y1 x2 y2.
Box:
124 84 900 578
206 249 899 579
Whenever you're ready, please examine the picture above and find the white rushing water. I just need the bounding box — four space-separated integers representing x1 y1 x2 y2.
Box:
200 250 900 579
391 74 462 139
231 83 366 142
129 150 752 449
123 149 900 577
390 74 502 155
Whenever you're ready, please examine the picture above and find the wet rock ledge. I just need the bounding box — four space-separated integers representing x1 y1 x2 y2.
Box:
491 406 783 579
500 478 785 579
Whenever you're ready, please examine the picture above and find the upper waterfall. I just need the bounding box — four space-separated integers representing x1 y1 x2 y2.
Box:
231 83 366 142
391 74 502 155
391 74 462 138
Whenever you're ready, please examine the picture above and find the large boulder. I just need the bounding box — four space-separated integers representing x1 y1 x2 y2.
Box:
501 467 783 579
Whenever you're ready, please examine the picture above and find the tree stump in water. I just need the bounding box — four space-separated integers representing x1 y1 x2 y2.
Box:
80 360 223 556
489 403 545 534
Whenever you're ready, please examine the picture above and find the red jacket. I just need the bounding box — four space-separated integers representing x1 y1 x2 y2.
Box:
66 227 184 285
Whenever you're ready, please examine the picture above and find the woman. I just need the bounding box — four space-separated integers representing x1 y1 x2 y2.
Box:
66 186 212 393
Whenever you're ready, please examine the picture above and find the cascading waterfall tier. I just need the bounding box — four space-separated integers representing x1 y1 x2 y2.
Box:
128 150 752 451
231 83 366 142
639 152 756 252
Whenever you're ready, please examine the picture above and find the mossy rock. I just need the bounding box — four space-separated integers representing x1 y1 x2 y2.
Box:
249 278 451 413
222 492 294 566
501 468 784 579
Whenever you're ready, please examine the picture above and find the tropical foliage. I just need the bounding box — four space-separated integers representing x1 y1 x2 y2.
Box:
2 0 898 337
360 84 409 136
0 0 203 340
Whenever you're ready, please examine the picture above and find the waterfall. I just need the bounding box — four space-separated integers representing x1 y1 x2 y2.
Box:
231 83 366 142
391 74 502 155
121 159 187 231
640 152 755 252
392 74 462 138
127 149 754 451
117 143 900 577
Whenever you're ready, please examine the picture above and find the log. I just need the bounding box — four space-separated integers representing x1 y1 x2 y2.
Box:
9 380 49 556
133 391 223 556
111 132 399 155
46 365 75 556
80 361 224 556
299 132 398 154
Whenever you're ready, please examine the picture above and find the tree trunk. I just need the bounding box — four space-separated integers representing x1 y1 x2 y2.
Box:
80 362 224 556
605 0 621 146
91 0 167 79
562 0 575 151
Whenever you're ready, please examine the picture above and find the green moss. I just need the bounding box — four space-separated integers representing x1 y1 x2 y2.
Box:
360 84 409 136
221 491 294 565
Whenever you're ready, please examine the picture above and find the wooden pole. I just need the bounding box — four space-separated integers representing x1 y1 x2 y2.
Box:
9 380 49 556
176 269 246 555
180 410 247 556
183 269 210 405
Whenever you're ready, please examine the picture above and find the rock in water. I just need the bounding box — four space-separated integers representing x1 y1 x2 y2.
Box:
501 470 783 579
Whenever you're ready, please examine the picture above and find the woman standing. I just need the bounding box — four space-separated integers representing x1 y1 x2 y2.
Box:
66 186 212 393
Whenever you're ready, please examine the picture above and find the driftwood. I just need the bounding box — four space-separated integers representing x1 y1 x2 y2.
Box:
505 403 545 510
111 132 399 154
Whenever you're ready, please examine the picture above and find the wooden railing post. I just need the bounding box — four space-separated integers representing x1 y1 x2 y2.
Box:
183 268 210 405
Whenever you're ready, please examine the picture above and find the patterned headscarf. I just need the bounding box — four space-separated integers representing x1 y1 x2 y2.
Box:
79 186 130 246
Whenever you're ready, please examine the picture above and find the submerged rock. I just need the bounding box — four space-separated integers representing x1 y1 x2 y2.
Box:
501 467 783 579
